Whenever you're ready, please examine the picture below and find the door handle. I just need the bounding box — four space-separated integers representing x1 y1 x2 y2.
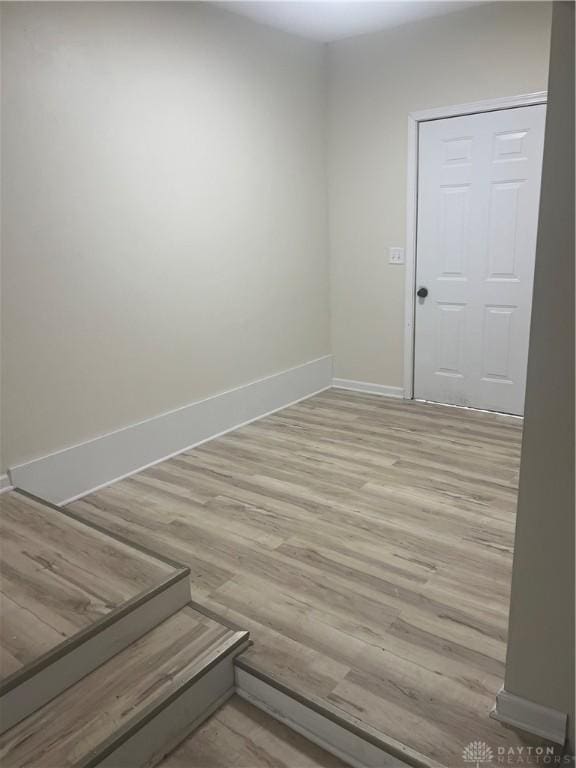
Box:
417 287 428 298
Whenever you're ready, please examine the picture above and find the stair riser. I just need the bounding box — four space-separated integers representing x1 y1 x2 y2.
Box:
0 573 190 734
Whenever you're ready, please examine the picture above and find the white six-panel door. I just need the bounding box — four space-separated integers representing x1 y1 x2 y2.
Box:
414 105 546 415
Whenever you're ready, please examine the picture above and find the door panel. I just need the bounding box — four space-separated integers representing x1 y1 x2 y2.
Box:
487 182 523 279
440 186 469 276
414 104 546 415
436 303 466 376
482 305 515 381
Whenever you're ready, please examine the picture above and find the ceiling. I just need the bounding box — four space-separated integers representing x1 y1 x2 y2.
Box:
216 1 484 43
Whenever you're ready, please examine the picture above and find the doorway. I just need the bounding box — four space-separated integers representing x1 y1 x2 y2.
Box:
404 96 547 415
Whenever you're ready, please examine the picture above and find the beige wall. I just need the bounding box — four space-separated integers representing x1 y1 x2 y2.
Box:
328 2 552 387
504 1 575 750
0 2 556 473
0 2 329 471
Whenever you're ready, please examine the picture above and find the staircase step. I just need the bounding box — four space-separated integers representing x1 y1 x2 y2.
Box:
0 605 249 768
0 491 191 732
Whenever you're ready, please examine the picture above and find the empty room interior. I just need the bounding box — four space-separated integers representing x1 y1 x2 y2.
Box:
0 1 574 767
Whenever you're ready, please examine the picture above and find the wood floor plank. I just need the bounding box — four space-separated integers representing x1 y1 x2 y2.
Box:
161 695 347 768
68 390 547 766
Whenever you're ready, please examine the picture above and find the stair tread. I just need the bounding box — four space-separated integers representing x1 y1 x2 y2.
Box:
0 491 180 681
0 605 247 768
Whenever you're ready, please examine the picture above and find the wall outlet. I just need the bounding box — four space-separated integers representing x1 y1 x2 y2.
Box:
389 247 405 265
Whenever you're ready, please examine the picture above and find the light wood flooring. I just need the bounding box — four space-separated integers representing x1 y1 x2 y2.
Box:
162 695 347 768
68 389 545 766
0 491 177 680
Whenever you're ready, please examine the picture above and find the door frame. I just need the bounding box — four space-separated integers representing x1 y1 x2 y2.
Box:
402 91 548 400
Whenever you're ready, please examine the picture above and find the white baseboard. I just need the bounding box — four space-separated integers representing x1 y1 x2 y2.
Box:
0 475 14 494
9 356 333 506
235 665 437 768
491 687 567 745
332 378 405 399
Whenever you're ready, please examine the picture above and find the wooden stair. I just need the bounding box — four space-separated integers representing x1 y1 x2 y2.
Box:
0 490 250 767
0 605 249 768
0 491 191 732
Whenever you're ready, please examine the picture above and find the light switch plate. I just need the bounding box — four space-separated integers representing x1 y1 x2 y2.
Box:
389 247 405 265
